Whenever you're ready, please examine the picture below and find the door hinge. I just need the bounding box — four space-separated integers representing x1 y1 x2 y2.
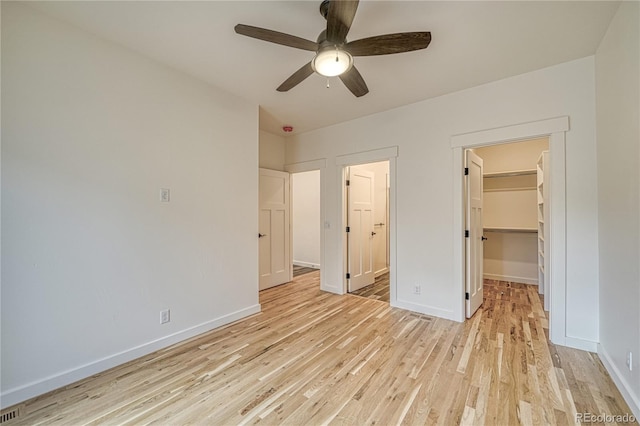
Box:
346 179 350 186
465 292 470 300
346 273 351 279
465 230 469 238
464 167 469 176
346 226 350 233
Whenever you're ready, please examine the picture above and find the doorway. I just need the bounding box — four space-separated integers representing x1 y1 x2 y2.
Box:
345 161 391 303
464 138 550 318
291 170 321 279
451 116 568 345
258 167 321 290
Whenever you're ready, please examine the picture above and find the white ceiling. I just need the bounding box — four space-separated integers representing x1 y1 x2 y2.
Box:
29 1 620 136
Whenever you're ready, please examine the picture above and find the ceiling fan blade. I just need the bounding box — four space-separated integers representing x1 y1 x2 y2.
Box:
339 65 368 97
277 62 315 92
346 32 431 56
235 24 318 51
326 0 359 43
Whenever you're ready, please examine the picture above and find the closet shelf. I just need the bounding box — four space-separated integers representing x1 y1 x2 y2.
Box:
483 169 537 178
538 150 549 309
485 187 536 193
484 227 538 233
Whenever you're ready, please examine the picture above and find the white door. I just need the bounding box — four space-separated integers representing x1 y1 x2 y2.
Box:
465 150 484 317
259 169 291 290
347 167 375 292
373 169 390 276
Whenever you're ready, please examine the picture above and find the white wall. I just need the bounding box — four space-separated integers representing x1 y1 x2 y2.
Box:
259 130 286 171
483 190 538 229
477 137 549 173
1 3 259 407
483 232 538 285
595 1 640 417
292 170 321 268
287 56 600 347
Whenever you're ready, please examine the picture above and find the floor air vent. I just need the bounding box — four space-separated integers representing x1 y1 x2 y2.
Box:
0 407 20 423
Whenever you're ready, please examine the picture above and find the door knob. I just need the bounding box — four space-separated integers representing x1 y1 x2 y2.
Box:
371 231 377 236
259 233 267 238
481 236 488 241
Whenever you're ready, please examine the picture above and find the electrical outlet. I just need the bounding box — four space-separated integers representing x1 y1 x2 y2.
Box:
414 285 421 295
627 352 633 371
160 309 170 324
160 188 170 202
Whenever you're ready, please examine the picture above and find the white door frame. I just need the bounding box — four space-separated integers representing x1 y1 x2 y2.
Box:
285 158 327 288
336 147 398 304
450 117 568 345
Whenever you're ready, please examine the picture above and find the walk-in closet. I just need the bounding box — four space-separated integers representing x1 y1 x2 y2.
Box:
474 138 549 304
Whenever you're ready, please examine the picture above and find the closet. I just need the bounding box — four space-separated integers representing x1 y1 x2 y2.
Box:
474 138 549 298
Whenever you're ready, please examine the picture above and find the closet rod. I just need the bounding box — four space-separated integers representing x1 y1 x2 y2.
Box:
483 169 536 178
484 227 537 233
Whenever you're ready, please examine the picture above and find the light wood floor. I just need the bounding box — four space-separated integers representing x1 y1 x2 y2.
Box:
350 272 390 303
292 264 318 278
3 272 635 425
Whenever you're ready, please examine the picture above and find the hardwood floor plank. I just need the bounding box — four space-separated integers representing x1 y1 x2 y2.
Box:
293 265 318 277
349 272 390 303
4 272 637 425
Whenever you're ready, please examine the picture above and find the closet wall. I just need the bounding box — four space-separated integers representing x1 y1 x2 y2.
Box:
475 138 549 285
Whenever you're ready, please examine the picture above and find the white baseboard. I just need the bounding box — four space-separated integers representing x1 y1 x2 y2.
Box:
392 299 460 322
375 267 389 277
0 304 261 409
483 273 538 286
293 261 320 269
564 336 598 352
598 344 640 419
321 283 342 294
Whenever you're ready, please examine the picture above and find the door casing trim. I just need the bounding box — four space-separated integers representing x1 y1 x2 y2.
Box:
450 116 568 345
337 147 398 306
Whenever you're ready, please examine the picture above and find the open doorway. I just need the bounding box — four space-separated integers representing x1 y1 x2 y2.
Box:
345 161 390 303
259 167 323 291
451 116 568 344
291 170 321 280
464 138 550 318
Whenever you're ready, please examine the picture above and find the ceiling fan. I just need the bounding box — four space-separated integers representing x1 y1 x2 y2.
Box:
235 0 431 97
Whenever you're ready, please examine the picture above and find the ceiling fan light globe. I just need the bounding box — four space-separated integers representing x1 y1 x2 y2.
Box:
312 48 353 77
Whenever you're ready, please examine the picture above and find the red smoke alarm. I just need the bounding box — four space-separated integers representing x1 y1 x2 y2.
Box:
282 125 293 133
